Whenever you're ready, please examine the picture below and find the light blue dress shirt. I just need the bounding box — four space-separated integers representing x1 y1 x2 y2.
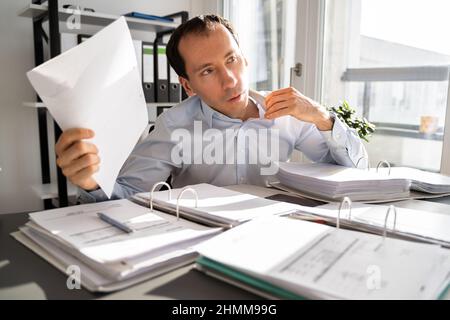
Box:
79 91 368 203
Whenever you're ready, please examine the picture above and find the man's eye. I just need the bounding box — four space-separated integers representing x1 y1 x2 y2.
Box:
228 56 237 63
201 69 213 76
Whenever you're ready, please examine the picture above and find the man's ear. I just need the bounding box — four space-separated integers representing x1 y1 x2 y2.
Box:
179 76 196 96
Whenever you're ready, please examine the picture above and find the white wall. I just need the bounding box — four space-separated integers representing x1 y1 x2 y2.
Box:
0 0 220 214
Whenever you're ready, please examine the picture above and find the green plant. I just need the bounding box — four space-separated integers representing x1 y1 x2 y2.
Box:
327 101 376 142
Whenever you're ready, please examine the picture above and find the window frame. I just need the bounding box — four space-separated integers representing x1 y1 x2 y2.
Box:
441 72 450 174
317 1 450 174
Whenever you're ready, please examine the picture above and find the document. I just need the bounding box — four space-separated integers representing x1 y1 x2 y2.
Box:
27 17 148 197
29 199 220 264
196 216 450 299
271 227 450 299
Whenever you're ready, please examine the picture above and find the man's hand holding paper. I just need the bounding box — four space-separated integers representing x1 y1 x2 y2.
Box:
27 17 148 197
55 128 99 191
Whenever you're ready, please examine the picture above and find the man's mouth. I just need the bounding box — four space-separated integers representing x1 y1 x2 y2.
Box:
227 91 244 102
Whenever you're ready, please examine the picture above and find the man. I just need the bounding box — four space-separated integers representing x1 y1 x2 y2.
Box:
55 15 367 203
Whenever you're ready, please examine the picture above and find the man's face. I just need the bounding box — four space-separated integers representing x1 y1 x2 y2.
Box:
178 24 249 119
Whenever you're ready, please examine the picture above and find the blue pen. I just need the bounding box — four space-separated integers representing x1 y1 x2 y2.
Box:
97 212 135 234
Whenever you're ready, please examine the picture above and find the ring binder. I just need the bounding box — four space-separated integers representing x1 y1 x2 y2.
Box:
142 42 155 102
150 181 172 211
176 187 198 221
356 156 370 170
337 197 352 229
383 205 397 239
376 160 391 175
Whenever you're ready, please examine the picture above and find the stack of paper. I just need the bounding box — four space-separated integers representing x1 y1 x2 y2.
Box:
373 167 450 194
12 199 221 292
196 216 450 299
133 183 304 228
276 162 411 202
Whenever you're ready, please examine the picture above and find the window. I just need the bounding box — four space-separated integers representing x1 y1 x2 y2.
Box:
224 0 297 91
321 0 450 172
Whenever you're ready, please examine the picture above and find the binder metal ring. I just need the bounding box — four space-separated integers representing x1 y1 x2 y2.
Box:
355 156 370 170
337 196 352 229
176 187 198 221
149 181 172 211
383 205 397 240
376 160 391 175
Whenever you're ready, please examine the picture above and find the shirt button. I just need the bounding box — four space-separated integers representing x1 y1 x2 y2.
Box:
336 133 341 139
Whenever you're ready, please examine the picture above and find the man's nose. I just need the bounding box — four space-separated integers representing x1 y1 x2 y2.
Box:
221 67 238 90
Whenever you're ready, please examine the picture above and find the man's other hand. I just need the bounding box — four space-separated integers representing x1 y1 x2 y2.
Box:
264 87 334 131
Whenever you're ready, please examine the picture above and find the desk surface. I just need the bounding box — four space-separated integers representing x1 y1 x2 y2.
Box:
1 185 450 300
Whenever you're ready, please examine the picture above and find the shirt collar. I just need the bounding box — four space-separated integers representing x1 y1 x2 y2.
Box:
199 91 266 127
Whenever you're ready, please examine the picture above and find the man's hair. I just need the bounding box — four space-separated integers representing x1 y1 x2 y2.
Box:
166 14 240 79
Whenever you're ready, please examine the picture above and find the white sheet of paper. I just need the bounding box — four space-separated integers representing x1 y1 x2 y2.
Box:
26 17 148 197
28 199 220 263
136 183 302 224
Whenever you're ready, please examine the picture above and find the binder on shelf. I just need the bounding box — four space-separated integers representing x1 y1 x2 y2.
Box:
77 34 91 44
142 42 155 102
61 33 77 52
168 64 181 103
156 44 169 102
133 39 142 80
124 12 174 23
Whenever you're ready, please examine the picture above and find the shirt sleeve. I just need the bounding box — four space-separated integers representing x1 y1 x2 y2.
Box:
77 115 181 203
295 113 369 168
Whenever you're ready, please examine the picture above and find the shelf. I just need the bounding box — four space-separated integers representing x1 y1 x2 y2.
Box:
147 103 177 107
22 3 185 208
23 102 45 108
24 102 177 108
32 183 78 200
18 3 179 33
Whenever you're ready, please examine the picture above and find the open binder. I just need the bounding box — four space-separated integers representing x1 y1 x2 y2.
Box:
289 197 450 248
132 182 450 246
12 198 221 292
132 182 304 228
195 215 450 300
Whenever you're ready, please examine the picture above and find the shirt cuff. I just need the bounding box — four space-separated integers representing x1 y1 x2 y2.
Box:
319 113 349 148
77 187 109 203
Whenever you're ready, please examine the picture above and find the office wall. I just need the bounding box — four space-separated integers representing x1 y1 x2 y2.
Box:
0 0 221 214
